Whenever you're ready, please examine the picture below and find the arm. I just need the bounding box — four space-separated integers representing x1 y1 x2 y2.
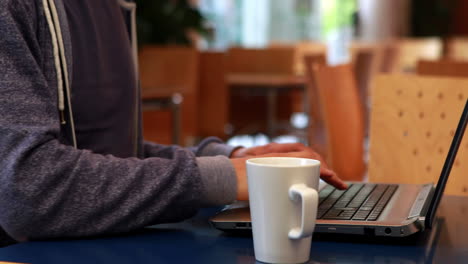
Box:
143 136 238 158
142 137 239 206
0 0 235 242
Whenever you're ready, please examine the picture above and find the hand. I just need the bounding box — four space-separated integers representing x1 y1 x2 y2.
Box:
230 147 348 201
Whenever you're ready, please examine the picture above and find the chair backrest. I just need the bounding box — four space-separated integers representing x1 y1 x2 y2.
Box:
349 41 397 74
226 46 298 136
139 46 198 96
352 48 376 108
268 41 327 75
293 42 327 75
369 74 468 196
394 37 443 73
138 46 199 146
197 51 229 139
352 48 377 137
417 59 468 78
226 47 296 75
311 64 366 181
379 42 400 73
303 54 327 156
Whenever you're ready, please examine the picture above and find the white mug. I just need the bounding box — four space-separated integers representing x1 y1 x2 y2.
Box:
246 157 320 264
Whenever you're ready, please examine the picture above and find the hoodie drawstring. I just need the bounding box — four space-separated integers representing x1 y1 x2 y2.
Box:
42 0 77 148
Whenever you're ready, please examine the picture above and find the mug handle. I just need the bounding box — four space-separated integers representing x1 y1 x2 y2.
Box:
288 184 318 239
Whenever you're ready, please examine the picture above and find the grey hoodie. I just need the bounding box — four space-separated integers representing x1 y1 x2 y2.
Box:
0 0 237 244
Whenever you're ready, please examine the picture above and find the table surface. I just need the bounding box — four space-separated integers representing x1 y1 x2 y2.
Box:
1 195 468 264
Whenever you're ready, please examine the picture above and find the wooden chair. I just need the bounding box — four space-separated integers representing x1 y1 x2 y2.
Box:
352 49 376 107
303 54 327 157
227 46 296 75
369 74 468 196
268 42 327 116
379 42 400 73
349 42 399 74
352 49 378 140
197 51 229 140
294 42 327 76
226 47 299 137
417 59 468 78
268 41 327 76
139 46 199 146
310 64 366 181
394 38 443 73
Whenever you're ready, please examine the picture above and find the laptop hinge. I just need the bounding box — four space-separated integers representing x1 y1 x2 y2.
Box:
407 184 434 219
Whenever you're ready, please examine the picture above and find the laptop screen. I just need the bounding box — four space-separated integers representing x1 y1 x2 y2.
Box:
425 99 468 228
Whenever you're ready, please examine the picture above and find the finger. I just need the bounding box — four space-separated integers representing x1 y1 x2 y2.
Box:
277 142 307 152
320 168 348 190
251 144 277 155
259 143 306 154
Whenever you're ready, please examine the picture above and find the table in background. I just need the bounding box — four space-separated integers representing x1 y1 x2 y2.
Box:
1 195 468 264
227 73 307 140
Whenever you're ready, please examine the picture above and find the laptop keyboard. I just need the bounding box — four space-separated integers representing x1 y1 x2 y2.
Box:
317 183 398 221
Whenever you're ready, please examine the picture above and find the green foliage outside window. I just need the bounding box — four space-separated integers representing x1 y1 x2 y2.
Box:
321 0 356 36
136 0 209 46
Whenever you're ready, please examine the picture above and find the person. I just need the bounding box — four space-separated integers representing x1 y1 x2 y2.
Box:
0 0 346 246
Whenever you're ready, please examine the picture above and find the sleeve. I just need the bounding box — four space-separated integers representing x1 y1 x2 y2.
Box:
143 137 239 206
142 136 238 158
0 1 226 242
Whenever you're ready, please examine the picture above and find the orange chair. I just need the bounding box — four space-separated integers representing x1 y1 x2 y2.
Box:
270 41 328 76
352 49 376 108
352 48 377 138
417 59 468 78
226 47 299 137
197 51 229 140
369 74 468 196
378 42 400 73
349 42 398 74
310 64 366 181
303 54 327 157
139 46 199 146
226 46 296 75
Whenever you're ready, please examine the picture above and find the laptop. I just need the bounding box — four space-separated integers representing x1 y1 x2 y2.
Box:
210 99 468 237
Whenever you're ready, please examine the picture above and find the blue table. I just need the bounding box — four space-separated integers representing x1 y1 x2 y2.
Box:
1 195 468 264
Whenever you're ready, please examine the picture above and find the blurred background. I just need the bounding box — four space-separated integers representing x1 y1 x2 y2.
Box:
135 0 468 186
